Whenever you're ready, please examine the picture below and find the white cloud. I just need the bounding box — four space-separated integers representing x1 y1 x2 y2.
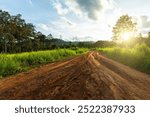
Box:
65 0 83 16
37 24 50 31
140 16 150 28
52 0 69 15
46 0 122 41
135 15 150 35
65 0 116 20
75 0 105 20
52 0 116 20
60 17 76 26
37 18 112 41
37 17 76 39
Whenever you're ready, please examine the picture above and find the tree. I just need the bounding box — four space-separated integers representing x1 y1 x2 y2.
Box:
112 15 136 42
0 10 11 53
47 34 53 40
0 10 38 53
0 9 71 53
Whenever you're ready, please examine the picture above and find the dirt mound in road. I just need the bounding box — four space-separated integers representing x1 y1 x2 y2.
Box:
0 51 150 100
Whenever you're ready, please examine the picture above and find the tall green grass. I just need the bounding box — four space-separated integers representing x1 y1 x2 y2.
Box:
0 48 88 78
97 43 150 74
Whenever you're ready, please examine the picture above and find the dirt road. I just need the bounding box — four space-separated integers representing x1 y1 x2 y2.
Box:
0 51 150 100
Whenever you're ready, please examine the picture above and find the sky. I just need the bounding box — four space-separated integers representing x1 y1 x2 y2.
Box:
0 0 150 41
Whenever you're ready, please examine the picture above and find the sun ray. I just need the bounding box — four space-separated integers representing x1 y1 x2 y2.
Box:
121 32 132 41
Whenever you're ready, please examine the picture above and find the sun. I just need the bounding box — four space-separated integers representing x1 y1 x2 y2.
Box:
121 32 132 41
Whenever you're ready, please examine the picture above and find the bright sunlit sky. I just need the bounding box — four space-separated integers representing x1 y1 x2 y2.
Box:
0 0 150 41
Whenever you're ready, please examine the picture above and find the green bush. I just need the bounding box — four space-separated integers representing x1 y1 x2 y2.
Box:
0 48 88 77
97 43 150 74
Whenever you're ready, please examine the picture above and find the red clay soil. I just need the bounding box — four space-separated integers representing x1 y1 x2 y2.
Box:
0 51 150 100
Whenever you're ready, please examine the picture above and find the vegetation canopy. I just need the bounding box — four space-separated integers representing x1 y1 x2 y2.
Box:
112 15 137 42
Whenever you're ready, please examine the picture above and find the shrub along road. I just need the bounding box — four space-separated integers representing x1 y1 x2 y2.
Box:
0 51 150 99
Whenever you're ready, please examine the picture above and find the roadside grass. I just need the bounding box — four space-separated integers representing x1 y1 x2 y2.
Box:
97 43 150 74
0 48 88 78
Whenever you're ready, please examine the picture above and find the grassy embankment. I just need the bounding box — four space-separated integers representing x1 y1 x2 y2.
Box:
97 43 150 74
0 48 88 78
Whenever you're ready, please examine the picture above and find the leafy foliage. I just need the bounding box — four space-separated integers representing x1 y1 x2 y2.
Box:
0 48 88 77
0 10 75 53
98 43 150 74
112 15 136 42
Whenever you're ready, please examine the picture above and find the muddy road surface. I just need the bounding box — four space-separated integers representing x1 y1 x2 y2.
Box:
0 51 150 100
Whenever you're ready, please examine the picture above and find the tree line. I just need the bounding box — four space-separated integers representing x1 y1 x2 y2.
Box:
0 10 69 53
0 9 118 53
1 9 150 54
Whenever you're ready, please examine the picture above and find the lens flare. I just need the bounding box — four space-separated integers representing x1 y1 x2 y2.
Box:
121 32 132 41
